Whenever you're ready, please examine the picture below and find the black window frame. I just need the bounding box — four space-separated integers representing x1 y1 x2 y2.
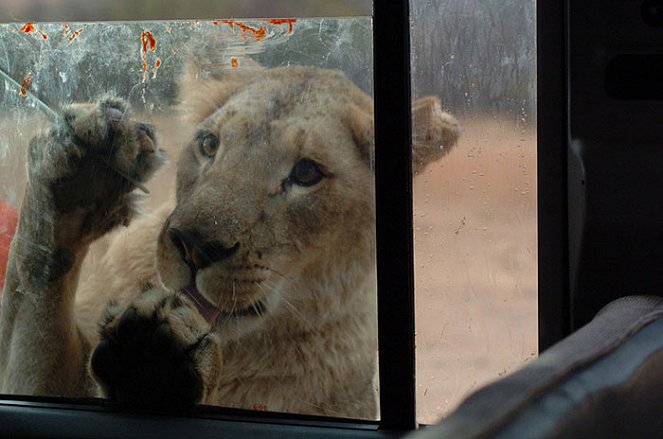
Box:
0 0 564 436
537 0 569 350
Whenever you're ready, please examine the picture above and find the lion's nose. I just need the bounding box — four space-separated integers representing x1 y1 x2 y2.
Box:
168 228 239 271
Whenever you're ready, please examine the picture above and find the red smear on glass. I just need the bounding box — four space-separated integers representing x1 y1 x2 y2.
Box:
220 20 266 41
20 23 48 40
141 31 157 53
20 23 35 33
20 73 32 96
152 57 162 79
68 28 84 42
268 18 297 34
141 31 158 81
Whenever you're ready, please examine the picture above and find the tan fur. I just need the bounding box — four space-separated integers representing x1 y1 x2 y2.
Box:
0 66 459 419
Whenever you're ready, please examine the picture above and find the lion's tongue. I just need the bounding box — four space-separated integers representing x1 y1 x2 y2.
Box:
181 283 221 324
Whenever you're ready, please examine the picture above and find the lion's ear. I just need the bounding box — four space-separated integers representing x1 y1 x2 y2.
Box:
345 96 459 174
344 102 375 169
412 96 460 174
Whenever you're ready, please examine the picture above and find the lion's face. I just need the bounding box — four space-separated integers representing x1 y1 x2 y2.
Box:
156 67 377 339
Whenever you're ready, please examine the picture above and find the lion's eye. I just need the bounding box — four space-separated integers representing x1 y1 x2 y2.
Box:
197 132 219 158
289 159 324 187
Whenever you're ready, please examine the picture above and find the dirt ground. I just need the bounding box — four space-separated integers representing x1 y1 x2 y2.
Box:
0 112 537 424
414 117 537 424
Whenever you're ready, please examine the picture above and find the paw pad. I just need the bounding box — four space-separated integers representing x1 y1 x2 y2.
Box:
91 304 205 410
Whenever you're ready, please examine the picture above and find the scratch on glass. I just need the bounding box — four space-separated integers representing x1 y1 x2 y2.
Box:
0 66 149 194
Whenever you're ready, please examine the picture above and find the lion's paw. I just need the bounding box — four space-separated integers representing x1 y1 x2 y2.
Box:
90 287 222 410
26 97 164 244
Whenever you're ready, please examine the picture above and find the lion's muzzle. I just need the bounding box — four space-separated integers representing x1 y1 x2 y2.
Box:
168 227 240 271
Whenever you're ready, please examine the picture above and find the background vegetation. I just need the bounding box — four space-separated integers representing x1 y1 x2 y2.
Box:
0 0 535 121
0 0 371 21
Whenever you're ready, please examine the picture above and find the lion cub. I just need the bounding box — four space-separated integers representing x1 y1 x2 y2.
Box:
0 65 459 419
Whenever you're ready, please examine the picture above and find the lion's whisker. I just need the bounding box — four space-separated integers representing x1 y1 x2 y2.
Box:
261 278 319 335
182 286 206 311
265 267 296 282
250 301 264 319
254 281 271 303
